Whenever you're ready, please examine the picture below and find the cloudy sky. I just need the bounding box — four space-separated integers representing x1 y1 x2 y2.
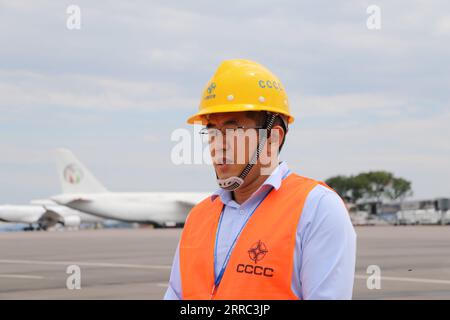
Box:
0 0 449 203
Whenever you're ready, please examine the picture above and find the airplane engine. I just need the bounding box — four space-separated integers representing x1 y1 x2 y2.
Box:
62 215 81 227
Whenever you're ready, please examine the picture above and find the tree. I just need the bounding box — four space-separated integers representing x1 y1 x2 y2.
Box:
325 174 370 203
325 171 413 208
361 171 393 204
325 175 352 201
349 174 370 203
386 177 413 203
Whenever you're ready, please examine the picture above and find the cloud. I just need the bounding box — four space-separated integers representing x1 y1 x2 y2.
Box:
292 93 414 120
0 0 449 202
285 108 450 199
434 16 450 36
0 70 197 111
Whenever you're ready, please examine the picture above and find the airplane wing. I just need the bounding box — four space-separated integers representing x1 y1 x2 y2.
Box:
175 199 209 214
37 208 63 228
38 206 81 229
50 194 93 205
175 194 210 212
175 200 198 212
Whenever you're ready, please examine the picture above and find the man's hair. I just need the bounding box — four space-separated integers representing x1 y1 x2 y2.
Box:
245 111 288 152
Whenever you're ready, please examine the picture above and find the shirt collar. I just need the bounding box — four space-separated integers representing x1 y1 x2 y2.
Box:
211 161 290 204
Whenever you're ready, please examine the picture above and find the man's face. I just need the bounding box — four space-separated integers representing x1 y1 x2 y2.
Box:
204 112 260 181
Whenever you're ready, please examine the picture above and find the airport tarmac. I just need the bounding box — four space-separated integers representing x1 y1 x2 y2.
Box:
1 226 450 300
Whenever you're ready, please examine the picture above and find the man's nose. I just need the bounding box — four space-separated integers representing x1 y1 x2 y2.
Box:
210 134 235 149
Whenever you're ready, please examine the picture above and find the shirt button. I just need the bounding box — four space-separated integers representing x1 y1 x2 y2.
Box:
239 209 245 215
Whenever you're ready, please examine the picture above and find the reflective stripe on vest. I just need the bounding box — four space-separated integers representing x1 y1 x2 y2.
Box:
179 173 334 300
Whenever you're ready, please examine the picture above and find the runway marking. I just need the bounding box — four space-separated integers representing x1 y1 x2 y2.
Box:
156 283 169 288
0 259 171 270
355 274 450 285
0 274 44 280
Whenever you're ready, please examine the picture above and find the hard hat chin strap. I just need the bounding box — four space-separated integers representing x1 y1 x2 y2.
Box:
216 112 278 191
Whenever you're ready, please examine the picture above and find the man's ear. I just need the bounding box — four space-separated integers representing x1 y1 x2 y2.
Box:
268 125 284 149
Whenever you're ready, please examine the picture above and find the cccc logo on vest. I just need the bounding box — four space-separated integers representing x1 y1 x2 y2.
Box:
248 240 268 263
236 240 274 277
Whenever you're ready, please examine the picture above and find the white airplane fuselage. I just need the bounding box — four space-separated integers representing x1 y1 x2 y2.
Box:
51 192 211 225
0 205 44 224
0 203 103 227
53 148 212 227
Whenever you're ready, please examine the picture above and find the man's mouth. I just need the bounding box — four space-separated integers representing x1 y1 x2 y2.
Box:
212 152 233 165
215 159 235 174
216 157 234 165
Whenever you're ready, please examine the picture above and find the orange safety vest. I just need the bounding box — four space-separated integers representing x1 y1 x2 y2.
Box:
179 173 334 300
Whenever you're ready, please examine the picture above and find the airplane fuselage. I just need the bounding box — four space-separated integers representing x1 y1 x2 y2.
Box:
52 192 211 226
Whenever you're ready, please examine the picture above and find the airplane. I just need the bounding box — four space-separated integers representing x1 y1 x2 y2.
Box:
0 199 104 231
51 149 211 227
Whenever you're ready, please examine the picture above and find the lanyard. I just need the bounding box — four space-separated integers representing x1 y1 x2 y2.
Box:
211 169 291 298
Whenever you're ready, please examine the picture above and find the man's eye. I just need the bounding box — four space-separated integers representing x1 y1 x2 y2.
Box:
208 129 221 136
224 127 239 132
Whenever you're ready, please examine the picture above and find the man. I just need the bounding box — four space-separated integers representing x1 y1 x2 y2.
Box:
164 59 356 300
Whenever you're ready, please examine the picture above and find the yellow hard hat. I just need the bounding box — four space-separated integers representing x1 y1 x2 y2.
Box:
186 59 294 125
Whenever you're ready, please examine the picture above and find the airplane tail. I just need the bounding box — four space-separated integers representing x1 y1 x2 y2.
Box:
56 148 108 194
